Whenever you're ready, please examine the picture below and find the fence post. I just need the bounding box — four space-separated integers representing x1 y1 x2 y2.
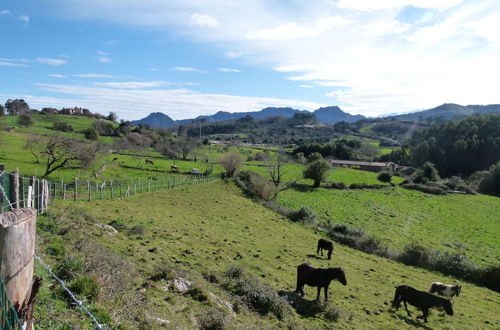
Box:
40 180 44 213
73 177 78 202
0 208 39 323
100 183 104 200
0 164 4 212
110 180 114 199
9 170 19 209
87 181 91 202
119 181 122 198
19 177 25 208
148 179 151 193
134 181 137 195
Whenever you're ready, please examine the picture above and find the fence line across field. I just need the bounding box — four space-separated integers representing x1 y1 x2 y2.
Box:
0 164 217 214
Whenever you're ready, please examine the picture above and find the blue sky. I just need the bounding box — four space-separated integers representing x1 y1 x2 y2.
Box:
1 0 499 120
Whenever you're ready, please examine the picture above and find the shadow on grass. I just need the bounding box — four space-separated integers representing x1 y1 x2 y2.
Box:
389 310 434 330
291 183 316 193
278 290 326 318
306 254 324 260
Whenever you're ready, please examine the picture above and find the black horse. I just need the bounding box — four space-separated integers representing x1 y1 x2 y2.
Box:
317 238 334 260
295 263 347 301
392 285 454 323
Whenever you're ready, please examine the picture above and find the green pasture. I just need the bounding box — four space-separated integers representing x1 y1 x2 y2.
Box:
34 181 500 329
278 186 500 266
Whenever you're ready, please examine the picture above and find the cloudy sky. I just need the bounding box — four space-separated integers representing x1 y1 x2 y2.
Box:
1 0 499 120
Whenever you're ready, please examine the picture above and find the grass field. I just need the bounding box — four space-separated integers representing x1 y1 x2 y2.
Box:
33 181 500 329
278 186 500 266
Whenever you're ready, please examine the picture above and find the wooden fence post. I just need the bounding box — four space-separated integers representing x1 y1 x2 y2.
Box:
19 177 25 208
0 208 38 318
87 181 91 202
0 164 5 213
110 180 114 199
60 179 64 199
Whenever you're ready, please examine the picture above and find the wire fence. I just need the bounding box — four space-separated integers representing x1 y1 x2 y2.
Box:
1 163 219 214
0 277 23 330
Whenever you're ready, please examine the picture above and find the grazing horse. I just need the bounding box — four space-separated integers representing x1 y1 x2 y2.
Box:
295 263 347 301
171 165 179 172
429 282 461 301
392 285 453 323
317 238 334 260
112 157 119 162
145 159 154 165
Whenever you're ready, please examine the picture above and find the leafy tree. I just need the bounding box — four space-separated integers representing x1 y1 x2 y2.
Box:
414 162 440 183
92 120 117 136
5 99 29 115
307 152 323 163
478 162 500 195
303 159 332 187
220 152 243 178
0 104 4 116
107 112 118 122
17 114 33 126
25 134 99 178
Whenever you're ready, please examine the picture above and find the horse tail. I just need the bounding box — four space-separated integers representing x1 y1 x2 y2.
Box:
392 285 403 308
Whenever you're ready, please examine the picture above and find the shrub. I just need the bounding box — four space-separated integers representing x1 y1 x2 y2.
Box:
236 171 277 201
349 183 386 190
92 120 117 136
108 219 128 231
290 207 317 226
220 267 291 319
220 152 243 178
53 121 74 132
413 162 440 183
17 114 33 126
377 172 392 183
84 127 98 140
398 243 430 267
478 162 500 195
326 182 348 190
46 240 66 258
197 307 230 330
479 265 500 292
54 257 84 281
401 183 446 195
69 276 99 302
323 303 342 322
150 263 185 281
186 286 208 302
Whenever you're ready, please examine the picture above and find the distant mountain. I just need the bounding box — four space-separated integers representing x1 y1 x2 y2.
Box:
133 106 365 128
313 106 365 124
131 112 176 128
393 103 500 121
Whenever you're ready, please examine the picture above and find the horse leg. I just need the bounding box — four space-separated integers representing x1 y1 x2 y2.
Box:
316 287 321 301
403 300 412 316
317 244 320 256
327 250 332 260
324 285 329 301
296 280 305 297
422 309 429 323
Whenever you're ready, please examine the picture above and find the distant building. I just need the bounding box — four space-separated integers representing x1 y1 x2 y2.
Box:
61 107 90 116
330 159 398 172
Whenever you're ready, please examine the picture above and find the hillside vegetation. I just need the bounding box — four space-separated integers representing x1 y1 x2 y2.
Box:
34 181 500 329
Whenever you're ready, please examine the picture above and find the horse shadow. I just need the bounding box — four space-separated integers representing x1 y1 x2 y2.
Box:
389 311 434 330
306 254 323 260
278 290 328 318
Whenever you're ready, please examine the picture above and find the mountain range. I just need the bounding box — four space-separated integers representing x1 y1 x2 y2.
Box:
131 103 500 128
132 106 365 128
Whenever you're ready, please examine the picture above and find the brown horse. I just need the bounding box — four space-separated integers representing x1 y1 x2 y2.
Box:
295 263 347 301
145 159 154 165
112 157 119 162
171 164 179 172
317 238 334 260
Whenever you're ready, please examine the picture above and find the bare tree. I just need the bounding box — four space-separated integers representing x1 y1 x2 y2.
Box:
177 138 201 160
267 155 295 192
220 152 243 177
26 134 100 178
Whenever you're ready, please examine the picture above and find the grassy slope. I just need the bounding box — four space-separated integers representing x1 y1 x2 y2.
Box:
35 181 500 329
278 186 500 266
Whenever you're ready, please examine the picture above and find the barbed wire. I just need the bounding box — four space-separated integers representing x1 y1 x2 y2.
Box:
34 254 104 329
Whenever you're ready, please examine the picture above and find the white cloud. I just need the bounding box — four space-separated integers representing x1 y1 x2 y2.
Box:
173 66 206 73
23 0 500 116
36 57 66 66
96 81 166 89
73 73 115 78
18 15 29 22
0 61 26 67
0 10 11 15
48 74 66 78
219 68 241 73
22 83 324 120
190 13 218 27
246 16 350 41
299 85 314 88
97 51 108 56
97 56 112 63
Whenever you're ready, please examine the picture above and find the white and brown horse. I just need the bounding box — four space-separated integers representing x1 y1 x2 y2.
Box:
429 282 461 301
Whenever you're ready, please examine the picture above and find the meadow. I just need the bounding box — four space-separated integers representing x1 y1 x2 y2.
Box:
33 181 500 329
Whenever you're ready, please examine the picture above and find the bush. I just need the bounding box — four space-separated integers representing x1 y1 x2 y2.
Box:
84 128 98 140
186 286 208 302
127 224 145 236
69 276 99 302
303 159 331 187
92 120 117 136
46 240 66 258
108 219 128 231
53 121 74 132
54 257 84 281
377 172 392 183
326 182 348 190
220 267 291 319
479 265 500 292
17 114 33 126
413 162 440 183
401 183 446 195
236 171 277 201
220 152 243 178
323 303 342 322
197 307 230 330
290 206 317 226
398 243 430 267
478 162 500 195
349 183 386 190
